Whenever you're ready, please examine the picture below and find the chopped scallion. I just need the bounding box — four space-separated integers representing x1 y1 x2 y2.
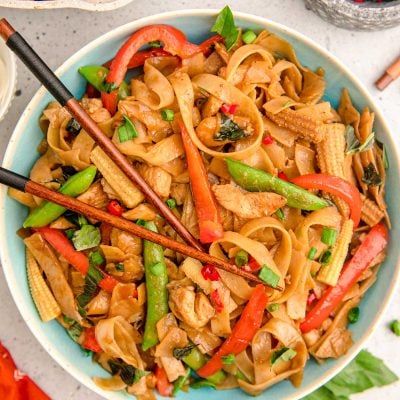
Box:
221 353 236 365
161 109 175 121
148 40 162 48
319 250 332 264
89 250 104 266
150 262 164 276
259 265 280 288
275 208 285 221
115 262 125 272
235 250 249 267
390 320 400 336
271 347 297 366
308 247 317 260
118 115 138 143
267 303 279 312
321 227 337 246
242 29 257 44
166 198 177 209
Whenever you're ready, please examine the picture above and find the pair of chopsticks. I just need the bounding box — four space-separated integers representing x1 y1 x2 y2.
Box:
375 57 400 90
0 19 279 290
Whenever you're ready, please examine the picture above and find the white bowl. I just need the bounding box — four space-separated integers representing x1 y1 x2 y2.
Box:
0 40 16 122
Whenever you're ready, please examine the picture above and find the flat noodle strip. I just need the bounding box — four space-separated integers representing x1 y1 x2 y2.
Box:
171 72 263 159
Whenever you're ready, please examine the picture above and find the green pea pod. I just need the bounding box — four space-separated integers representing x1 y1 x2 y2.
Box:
78 65 130 100
142 221 169 351
225 158 328 210
182 347 225 384
23 166 97 228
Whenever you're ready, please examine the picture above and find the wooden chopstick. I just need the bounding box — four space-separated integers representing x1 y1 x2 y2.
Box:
0 18 203 252
0 167 282 290
375 56 400 90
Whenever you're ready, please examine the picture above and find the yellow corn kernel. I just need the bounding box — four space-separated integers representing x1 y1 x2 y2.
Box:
361 194 384 227
265 108 325 143
317 219 354 286
26 248 61 322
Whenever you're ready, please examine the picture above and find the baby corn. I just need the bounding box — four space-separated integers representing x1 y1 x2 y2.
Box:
316 123 349 217
26 248 61 322
361 194 384 227
317 219 354 287
265 108 325 143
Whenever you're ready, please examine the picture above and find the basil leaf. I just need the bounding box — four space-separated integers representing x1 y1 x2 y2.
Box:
302 350 398 400
362 163 382 186
64 211 88 227
108 360 136 386
134 369 151 383
118 115 138 143
77 264 103 307
214 114 249 141
345 125 375 155
72 225 101 251
115 262 125 272
67 321 83 342
173 343 198 360
211 6 239 51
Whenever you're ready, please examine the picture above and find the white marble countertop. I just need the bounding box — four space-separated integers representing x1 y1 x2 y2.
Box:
0 1 399 399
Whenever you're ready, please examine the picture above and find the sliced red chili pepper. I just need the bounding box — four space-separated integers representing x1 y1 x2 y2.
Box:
85 83 100 98
197 285 268 377
155 365 173 397
300 223 388 333
82 327 102 353
107 200 125 216
262 135 274 145
291 174 362 227
210 289 224 313
198 34 224 56
201 265 221 281
307 291 318 306
221 104 231 114
248 256 261 272
278 172 289 181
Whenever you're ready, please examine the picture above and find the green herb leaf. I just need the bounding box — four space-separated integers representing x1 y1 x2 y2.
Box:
72 225 101 251
115 262 125 272
172 368 191 395
166 198 177 209
259 265 280 288
348 307 360 324
302 350 398 400
234 250 249 267
391 320 400 336
102 81 118 93
215 114 249 141
64 211 88 227
319 250 332 264
362 163 382 186
82 348 94 357
271 347 297 366
134 369 151 383
66 118 81 135
67 321 83 342
63 315 74 324
76 264 104 307
211 6 239 51
345 125 375 155
108 360 136 386
118 115 138 143
148 40 162 48
221 354 236 365
190 380 216 389
65 229 75 240
173 343 198 360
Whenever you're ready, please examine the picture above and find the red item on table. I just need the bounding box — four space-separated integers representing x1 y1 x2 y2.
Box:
0 342 50 400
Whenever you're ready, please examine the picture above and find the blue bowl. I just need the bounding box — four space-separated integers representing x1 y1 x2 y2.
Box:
1 10 399 400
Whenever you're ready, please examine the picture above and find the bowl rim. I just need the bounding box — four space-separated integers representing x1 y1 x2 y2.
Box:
0 41 17 122
1 8 399 400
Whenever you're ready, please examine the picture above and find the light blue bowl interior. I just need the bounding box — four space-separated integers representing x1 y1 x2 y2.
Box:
1 12 399 400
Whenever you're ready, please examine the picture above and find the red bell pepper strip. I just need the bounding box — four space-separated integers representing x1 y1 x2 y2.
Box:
155 365 173 397
198 34 224 56
0 342 50 400
179 121 224 243
197 285 268 378
36 227 118 293
291 174 362 227
102 25 201 114
300 223 388 333
82 327 102 353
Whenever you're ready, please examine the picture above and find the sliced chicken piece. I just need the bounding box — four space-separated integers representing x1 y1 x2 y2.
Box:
212 184 286 219
138 164 172 198
77 181 109 209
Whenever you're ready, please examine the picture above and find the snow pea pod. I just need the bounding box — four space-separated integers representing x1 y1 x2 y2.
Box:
23 166 97 228
225 158 328 211
142 220 169 351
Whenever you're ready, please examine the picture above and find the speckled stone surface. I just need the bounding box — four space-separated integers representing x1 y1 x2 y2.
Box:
0 1 399 399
